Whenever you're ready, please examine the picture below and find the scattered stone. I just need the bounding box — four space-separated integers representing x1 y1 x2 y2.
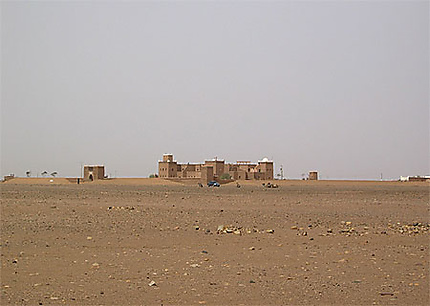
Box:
215 225 275 236
389 222 429 235
107 206 135 211
148 280 157 286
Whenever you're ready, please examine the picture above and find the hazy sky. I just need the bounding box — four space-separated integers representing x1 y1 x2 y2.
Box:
1 1 429 180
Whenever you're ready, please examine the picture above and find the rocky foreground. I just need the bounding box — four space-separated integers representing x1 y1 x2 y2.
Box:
1 180 429 305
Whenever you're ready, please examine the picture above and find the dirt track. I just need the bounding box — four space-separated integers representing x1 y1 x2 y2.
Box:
1 179 429 305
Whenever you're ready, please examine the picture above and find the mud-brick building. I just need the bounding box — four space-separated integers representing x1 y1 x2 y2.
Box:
158 154 274 182
309 171 318 181
158 154 178 178
158 154 215 182
83 165 105 181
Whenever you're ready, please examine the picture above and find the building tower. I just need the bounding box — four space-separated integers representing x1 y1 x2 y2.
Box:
158 154 178 178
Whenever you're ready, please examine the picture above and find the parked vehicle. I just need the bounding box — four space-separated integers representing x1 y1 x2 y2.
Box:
207 181 220 187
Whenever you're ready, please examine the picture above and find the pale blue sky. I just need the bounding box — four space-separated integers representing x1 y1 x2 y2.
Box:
1 1 429 179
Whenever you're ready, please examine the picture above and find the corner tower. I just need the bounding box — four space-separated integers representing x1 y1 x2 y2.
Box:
158 154 178 178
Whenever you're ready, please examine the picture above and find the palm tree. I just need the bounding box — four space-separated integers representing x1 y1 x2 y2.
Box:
41 171 48 177
26 170 31 177
50 171 58 177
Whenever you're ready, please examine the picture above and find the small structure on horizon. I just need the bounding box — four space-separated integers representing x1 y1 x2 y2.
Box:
3 174 15 182
83 165 105 182
400 175 429 182
309 171 318 181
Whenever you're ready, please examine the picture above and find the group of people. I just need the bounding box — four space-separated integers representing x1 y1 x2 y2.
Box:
262 182 278 188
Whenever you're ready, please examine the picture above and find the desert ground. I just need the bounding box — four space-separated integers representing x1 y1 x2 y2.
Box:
1 178 429 305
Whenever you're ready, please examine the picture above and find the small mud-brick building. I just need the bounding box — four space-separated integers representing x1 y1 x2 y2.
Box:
309 171 318 181
83 165 105 181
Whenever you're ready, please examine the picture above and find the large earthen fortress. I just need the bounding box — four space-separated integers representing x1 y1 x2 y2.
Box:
158 154 273 182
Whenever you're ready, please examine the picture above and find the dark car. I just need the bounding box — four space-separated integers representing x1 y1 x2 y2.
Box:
207 181 220 187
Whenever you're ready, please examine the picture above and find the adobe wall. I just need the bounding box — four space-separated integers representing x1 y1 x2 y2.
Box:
201 166 214 183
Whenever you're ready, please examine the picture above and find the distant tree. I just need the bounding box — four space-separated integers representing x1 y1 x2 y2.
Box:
149 174 159 178
220 173 231 180
26 170 31 177
41 171 48 177
50 171 58 177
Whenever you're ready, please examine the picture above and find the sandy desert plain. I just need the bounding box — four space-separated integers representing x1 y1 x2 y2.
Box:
1 178 429 305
